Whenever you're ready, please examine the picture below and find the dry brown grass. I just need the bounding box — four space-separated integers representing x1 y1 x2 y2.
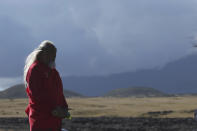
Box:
0 96 197 118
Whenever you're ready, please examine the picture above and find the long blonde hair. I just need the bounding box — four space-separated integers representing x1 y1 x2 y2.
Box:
24 40 56 87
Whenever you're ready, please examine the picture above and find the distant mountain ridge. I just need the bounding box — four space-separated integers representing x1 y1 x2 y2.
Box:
0 84 83 99
62 53 197 96
1 53 197 98
104 87 169 97
0 84 27 99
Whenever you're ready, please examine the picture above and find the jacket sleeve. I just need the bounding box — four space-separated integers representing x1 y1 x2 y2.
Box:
54 69 68 109
27 66 54 112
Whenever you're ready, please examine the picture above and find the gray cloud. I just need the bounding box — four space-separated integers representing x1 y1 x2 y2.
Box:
0 0 197 78
0 16 35 77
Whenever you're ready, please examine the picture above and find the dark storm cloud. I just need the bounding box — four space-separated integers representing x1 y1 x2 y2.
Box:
0 0 197 78
59 0 197 75
0 16 35 77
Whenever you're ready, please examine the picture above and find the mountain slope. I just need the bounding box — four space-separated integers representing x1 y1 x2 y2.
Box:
0 84 27 98
63 89 83 98
62 53 197 96
104 87 169 97
0 84 83 98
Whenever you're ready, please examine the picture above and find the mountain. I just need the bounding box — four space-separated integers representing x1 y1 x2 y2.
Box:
0 84 83 99
63 89 84 98
104 87 169 97
0 84 27 98
62 53 197 96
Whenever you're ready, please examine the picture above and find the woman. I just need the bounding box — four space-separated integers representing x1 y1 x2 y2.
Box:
24 40 69 131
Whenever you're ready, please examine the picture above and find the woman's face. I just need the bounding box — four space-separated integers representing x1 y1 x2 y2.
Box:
41 49 56 65
49 50 56 62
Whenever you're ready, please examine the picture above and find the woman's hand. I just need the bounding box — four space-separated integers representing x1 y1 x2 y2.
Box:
51 106 68 118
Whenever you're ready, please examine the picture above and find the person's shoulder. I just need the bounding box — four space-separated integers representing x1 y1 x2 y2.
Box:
29 61 41 73
52 68 63 79
52 68 59 74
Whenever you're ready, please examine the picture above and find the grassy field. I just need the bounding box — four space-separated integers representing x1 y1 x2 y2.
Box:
0 96 197 118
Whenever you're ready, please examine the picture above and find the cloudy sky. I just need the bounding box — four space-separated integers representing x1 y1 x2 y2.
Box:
0 0 197 90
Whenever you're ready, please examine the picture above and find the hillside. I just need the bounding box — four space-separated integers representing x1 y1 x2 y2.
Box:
0 84 83 99
63 89 84 98
0 84 27 98
62 53 197 96
104 87 169 97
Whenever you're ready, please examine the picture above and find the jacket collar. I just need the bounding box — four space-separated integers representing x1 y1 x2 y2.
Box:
34 60 51 72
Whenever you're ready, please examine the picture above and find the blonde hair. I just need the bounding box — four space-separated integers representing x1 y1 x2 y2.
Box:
24 40 56 87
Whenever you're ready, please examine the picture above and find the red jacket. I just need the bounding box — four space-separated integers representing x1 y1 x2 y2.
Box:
25 60 68 130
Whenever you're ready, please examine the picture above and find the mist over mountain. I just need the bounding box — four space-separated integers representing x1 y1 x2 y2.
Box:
62 53 197 96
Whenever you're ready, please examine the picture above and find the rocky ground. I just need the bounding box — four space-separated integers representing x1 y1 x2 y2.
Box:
0 117 197 131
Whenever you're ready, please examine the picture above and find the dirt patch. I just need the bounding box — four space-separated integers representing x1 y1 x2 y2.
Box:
141 110 174 117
